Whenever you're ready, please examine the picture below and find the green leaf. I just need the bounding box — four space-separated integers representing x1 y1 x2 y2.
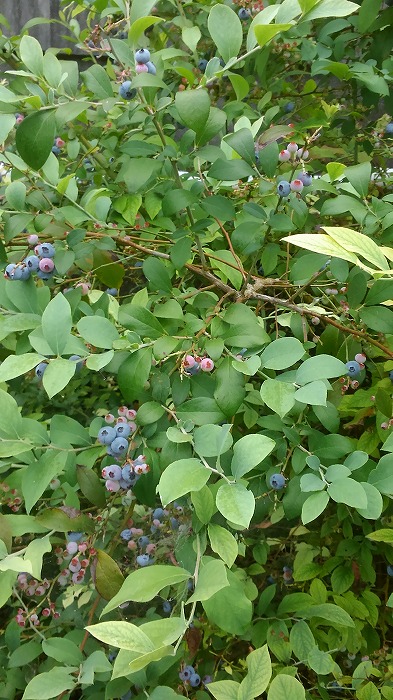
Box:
301 491 330 524
260 379 296 418
136 401 165 425
77 466 106 507
308 648 335 675
290 620 316 661
81 64 113 98
208 158 255 181
298 603 356 627
331 565 354 594
216 483 255 529
86 621 155 653
0 114 17 145
117 347 152 403
6 180 26 210
283 233 358 264
214 357 246 417
42 638 83 665
368 455 393 494
77 316 119 349
177 398 226 425
366 529 393 543
224 128 256 166
208 523 238 568
294 380 327 407
35 508 95 533
16 110 57 170
22 669 75 699
188 558 229 602
19 35 43 75
239 645 272 700
191 486 215 524
158 458 210 507
175 89 211 135
0 353 44 382
302 0 359 20
327 478 367 509
203 569 252 635
42 359 76 398
194 424 233 457
129 16 163 44
296 354 347 385
231 434 275 479
22 451 68 514
356 482 383 520
254 23 292 47
260 337 305 370
206 680 240 700
41 293 72 356
267 674 305 700
208 4 243 63
323 226 387 271
101 565 191 614
50 415 91 447
359 306 393 334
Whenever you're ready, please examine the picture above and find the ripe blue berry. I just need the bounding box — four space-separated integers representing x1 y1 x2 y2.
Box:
298 172 312 187
51 146 61 156
4 263 16 279
238 8 251 19
106 288 118 296
284 101 294 112
269 473 286 490
135 48 150 64
25 255 39 271
153 507 165 520
36 270 54 281
387 565 393 576
12 267 25 280
162 600 172 614
346 360 361 377
115 422 131 438
146 61 156 75
69 354 83 372
136 554 151 567
119 81 136 100
35 243 55 258
385 123 393 135
138 535 150 549
102 464 122 480
190 673 201 688
277 181 291 197
110 436 129 455
181 666 194 681
389 370 393 383
198 58 208 71
35 362 48 379
67 532 83 542
120 529 132 541
203 675 213 685
97 426 117 445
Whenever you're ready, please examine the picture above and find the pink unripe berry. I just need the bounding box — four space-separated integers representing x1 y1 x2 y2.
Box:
66 541 78 555
69 557 81 573
72 572 84 584
127 409 137 419
105 479 121 492
128 421 137 432
381 422 388 429
116 416 127 423
55 137 65 148
355 353 366 363
58 575 69 586
53 611 61 619
27 234 39 246
287 141 298 153
279 149 291 162
30 614 39 626
297 147 309 159
42 608 51 617
127 539 137 550
26 585 36 596
35 585 46 596
136 63 148 73
16 614 26 627
184 354 196 368
78 543 88 553
76 282 90 296
290 179 304 192
118 406 128 416
49 478 60 490
80 558 89 568
105 413 115 423
153 518 162 527
200 357 214 372
146 543 156 554
16 115 24 124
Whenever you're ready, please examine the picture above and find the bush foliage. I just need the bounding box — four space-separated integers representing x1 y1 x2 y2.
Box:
0 0 393 698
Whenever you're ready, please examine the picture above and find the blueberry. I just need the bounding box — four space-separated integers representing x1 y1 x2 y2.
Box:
277 181 291 197
120 529 132 541
138 535 150 549
51 146 61 156
36 270 54 281
162 600 172 614
69 354 84 372
269 473 286 490
118 31 128 39
12 267 24 280
190 673 201 687
111 436 129 455
146 61 156 75
4 263 16 279
387 565 393 576
181 665 194 681
385 122 393 134
198 58 208 72
106 288 118 296
25 255 39 271
119 81 136 100
170 517 179 530
35 243 55 258
35 362 48 379
284 101 295 112
389 370 393 383
67 532 83 542
238 8 251 19
136 554 151 567
298 171 313 187
115 422 131 438
203 675 213 685
134 48 150 64
345 360 361 377
20 266 31 280
153 507 165 520
97 426 117 445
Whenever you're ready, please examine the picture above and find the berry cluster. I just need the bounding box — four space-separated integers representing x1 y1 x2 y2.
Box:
15 574 60 628
339 353 366 393
5 240 56 282
182 354 215 375
52 136 65 156
0 482 23 512
98 406 137 458
276 142 312 197
57 532 95 585
179 664 201 688
135 48 156 75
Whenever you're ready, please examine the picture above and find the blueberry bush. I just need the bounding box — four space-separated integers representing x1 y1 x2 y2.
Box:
0 0 393 698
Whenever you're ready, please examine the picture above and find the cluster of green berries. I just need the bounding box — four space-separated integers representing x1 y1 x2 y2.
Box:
119 49 156 100
182 354 214 376
5 238 56 282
